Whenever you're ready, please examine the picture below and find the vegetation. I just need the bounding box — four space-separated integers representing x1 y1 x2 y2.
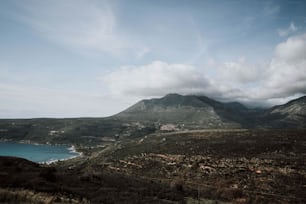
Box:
0 118 156 145
1 129 306 203
1 94 305 146
1 95 306 203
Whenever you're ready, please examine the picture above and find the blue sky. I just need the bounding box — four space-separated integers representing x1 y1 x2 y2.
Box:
1 0 306 118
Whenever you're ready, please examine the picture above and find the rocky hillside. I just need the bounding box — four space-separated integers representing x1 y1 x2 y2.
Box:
0 156 185 203
270 96 306 116
260 96 306 128
0 94 305 145
114 94 258 129
115 94 306 129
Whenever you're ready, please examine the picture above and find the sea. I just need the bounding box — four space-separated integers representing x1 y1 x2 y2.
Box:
0 142 81 164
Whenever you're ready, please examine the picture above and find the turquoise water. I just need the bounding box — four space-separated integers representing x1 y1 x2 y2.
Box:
0 142 80 163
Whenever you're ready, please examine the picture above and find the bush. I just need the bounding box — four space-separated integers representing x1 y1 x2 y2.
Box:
39 167 57 182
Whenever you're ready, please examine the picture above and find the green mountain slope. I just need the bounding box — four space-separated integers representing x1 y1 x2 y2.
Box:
1 94 306 144
114 94 254 128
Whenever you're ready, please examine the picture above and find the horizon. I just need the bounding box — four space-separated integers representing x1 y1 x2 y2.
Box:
1 0 306 118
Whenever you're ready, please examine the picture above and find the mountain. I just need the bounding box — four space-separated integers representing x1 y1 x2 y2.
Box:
270 96 306 116
1 94 305 145
261 96 306 128
114 93 257 129
115 94 306 129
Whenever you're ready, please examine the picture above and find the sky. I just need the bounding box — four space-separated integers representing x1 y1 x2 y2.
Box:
1 0 306 118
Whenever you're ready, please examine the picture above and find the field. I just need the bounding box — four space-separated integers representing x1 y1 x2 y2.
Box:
1 129 306 203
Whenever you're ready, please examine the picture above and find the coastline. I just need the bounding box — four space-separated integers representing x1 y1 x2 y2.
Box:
42 145 83 165
0 140 83 164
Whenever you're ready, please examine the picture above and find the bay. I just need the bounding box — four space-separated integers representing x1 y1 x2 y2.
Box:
0 142 80 163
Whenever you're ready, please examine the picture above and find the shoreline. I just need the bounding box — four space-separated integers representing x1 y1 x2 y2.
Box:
42 145 83 165
0 140 83 164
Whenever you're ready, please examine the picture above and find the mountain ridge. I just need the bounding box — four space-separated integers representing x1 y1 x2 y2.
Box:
0 94 305 145
115 93 306 129
115 93 240 128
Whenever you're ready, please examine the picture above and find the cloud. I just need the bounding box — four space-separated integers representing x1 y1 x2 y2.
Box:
136 47 151 59
102 59 258 104
102 61 217 97
103 33 306 107
220 57 264 84
274 33 306 62
278 22 298 37
260 33 306 98
263 1 280 17
15 0 145 57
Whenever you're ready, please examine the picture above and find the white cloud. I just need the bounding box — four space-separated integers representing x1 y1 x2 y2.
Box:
278 22 298 37
274 33 306 62
15 0 145 57
103 33 306 107
260 33 306 98
102 61 217 97
221 57 264 84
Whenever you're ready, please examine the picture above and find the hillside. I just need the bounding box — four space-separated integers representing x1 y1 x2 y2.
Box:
114 93 252 129
259 96 306 128
0 118 155 145
0 156 184 203
2 129 306 203
116 94 306 129
1 94 306 203
0 94 306 145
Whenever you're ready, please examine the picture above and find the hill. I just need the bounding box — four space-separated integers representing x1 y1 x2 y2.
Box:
115 94 306 129
258 96 306 128
0 156 186 203
0 118 155 145
2 129 306 203
0 94 306 145
114 93 259 128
